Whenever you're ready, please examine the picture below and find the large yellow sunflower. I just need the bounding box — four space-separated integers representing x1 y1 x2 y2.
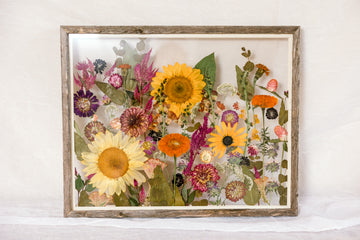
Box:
208 122 247 159
151 62 206 117
81 131 147 196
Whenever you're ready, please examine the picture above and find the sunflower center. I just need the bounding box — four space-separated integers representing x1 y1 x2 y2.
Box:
222 136 233 146
77 97 91 113
165 77 193 103
98 147 129 179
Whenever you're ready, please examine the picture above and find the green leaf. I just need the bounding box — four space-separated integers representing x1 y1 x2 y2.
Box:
244 61 254 72
192 199 208 206
241 165 255 180
188 191 196 204
74 121 82 136
74 132 89 161
283 142 288 152
279 194 287 205
148 166 174 206
85 183 96 192
281 160 288 169
96 81 126 105
279 100 288 126
186 122 201 132
129 196 140 206
270 139 281 143
278 174 288 183
128 185 138 196
181 186 188 202
78 191 91 206
258 86 283 99
194 53 216 92
75 175 84 192
174 187 185 206
113 192 130 206
236 65 254 101
278 186 287 195
243 184 261 205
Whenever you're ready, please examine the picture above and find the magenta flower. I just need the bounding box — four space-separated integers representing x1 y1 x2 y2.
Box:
248 145 259 156
74 59 97 90
120 107 149 137
108 73 123 89
189 164 220 192
134 49 158 86
221 110 239 127
183 114 213 175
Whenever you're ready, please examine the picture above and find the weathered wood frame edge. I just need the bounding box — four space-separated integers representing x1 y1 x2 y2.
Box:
61 26 300 218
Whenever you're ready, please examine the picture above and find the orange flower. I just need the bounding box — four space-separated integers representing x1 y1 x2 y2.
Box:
216 101 225 110
256 64 270 76
158 133 190 157
251 95 278 108
117 64 131 69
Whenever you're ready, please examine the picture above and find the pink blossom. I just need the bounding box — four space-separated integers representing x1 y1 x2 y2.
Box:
274 125 288 141
134 49 158 88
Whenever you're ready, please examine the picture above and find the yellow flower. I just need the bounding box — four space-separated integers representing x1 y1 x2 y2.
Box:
251 128 260 141
81 131 147 196
239 109 246 120
151 62 206 117
254 114 260 124
208 122 247 159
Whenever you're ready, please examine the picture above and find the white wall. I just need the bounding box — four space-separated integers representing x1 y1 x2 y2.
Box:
0 0 359 203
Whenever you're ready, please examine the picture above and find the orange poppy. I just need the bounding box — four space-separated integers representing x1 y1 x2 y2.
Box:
251 95 278 108
158 133 190 157
256 64 270 76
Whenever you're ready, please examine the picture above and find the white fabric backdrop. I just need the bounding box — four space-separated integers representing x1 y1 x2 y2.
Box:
0 0 359 239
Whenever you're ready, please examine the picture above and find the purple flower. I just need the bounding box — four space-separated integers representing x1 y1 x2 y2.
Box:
108 73 123 89
74 90 99 117
140 136 157 155
221 110 239 127
184 114 213 175
134 49 158 91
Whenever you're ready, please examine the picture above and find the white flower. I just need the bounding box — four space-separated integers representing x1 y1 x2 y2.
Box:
217 83 237 96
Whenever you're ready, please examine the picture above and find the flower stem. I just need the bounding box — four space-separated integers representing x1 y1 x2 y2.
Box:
242 71 250 154
173 155 177 206
262 108 265 177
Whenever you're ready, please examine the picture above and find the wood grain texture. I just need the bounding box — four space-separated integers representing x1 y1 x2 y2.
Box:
61 26 300 218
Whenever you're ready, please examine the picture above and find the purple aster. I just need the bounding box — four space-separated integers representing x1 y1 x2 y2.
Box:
74 90 99 117
140 136 157 155
221 110 239 127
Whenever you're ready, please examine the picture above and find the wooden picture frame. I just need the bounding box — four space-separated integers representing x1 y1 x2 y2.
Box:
61 26 300 217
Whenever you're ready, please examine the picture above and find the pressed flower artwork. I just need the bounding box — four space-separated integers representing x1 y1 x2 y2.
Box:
63 26 299 217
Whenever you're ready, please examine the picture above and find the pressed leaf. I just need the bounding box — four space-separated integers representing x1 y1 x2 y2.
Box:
74 132 89 161
181 186 188 202
188 191 196 204
192 199 209 206
281 160 288 169
283 142 288 152
279 100 288 126
278 174 288 183
280 194 287 205
75 175 84 192
85 183 96 192
194 53 216 92
258 86 283 99
78 191 91 206
236 65 254 101
243 184 260 205
148 166 173 206
96 81 126 105
270 139 281 143
113 192 130 206
186 122 201 132
74 121 82 136
241 165 255 180
244 61 254 72
174 187 185 206
129 196 140 206
278 186 287 195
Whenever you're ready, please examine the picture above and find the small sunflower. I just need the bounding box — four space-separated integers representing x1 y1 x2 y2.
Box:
208 122 247 159
158 133 190 157
81 131 147 196
151 62 206 117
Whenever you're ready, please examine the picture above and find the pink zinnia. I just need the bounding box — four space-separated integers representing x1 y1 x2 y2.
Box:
108 73 123 89
120 107 149 137
189 164 220 192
